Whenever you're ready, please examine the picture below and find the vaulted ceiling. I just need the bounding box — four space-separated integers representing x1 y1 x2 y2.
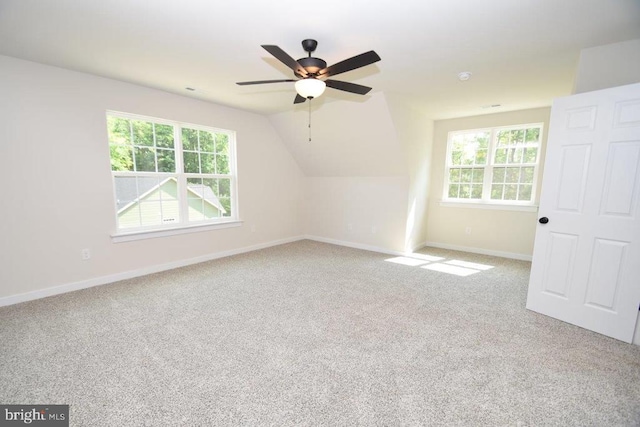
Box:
1 0 639 121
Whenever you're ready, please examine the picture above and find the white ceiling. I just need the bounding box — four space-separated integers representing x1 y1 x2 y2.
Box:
1 0 639 120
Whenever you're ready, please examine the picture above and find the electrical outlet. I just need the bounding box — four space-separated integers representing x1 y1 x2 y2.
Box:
465 227 472 235
347 223 353 231
251 225 256 233
371 226 378 234
81 248 91 260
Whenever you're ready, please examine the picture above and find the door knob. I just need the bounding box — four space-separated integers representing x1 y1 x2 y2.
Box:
539 217 549 224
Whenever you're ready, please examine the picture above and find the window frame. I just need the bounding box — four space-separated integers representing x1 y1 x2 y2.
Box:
442 123 543 209
107 111 239 240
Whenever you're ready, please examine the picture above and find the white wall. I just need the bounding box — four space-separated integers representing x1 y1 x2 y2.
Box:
305 176 410 252
425 108 551 259
0 55 305 302
270 92 430 253
573 39 640 94
384 94 434 251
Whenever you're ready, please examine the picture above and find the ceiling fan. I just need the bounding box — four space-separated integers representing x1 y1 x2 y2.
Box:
236 39 381 104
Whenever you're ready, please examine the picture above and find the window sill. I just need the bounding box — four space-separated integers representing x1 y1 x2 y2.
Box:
439 201 538 212
111 220 243 243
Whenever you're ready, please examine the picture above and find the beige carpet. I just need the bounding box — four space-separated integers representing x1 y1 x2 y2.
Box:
1 240 639 426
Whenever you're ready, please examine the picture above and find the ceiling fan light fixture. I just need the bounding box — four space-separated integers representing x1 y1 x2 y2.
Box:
295 78 326 99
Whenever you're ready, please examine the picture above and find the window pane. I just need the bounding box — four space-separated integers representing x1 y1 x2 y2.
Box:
504 184 518 200
475 149 487 165
218 178 231 198
494 149 507 164
471 168 484 183
155 124 174 148
187 178 202 220
497 130 510 146
451 151 463 165
505 167 519 183
471 184 483 199
107 116 132 145
200 131 214 152
219 197 231 217
462 150 474 165
216 155 230 174
203 178 217 195
460 168 472 183
132 120 154 146
525 128 540 143
523 147 538 163
188 197 205 221
159 179 179 224
518 184 532 201
507 148 523 164
511 129 525 144
215 134 229 154
477 133 490 149
492 167 505 183
459 184 471 198
157 149 175 173
187 177 226 220
134 147 156 172
451 135 465 151
139 201 162 226
118 204 140 229
200 153 215 174
110 145 133 171
449 168 460 183
448 184 459 198
182 128 198 150
187 178 202 198
520 167 535 184
183 152 199 173
491 184 503 200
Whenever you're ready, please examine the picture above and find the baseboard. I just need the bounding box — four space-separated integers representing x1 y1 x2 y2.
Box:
422 241 533 261
0 235 305 308
304 235 408 257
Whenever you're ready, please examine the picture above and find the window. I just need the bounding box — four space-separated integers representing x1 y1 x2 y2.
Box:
107 112 237 232
444 123 543 206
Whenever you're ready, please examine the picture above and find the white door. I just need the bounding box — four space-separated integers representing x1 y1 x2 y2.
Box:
527 82 640 343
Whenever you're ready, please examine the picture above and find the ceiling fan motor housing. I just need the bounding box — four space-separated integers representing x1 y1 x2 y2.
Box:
295 57 327 77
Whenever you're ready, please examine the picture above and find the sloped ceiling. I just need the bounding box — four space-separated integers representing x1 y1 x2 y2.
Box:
1 1 639 179
268 93 405 177
1 0 639 120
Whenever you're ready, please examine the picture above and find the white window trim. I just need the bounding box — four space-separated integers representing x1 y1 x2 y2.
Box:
438 201 538 212
442 123 543 210
111 220 243 243
107 110 240 235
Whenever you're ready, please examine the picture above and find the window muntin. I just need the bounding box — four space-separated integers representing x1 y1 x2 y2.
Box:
444 124 542 205
107 112 236 231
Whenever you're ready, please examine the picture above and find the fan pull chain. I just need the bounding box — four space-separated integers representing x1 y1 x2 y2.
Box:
308 99 312 142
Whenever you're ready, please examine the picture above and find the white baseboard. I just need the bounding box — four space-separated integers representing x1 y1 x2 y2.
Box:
304 235 409 257
422 241 533 261
0 235 305 308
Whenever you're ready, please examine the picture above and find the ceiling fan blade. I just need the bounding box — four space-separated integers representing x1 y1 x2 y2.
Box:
318 51 381 78
325 79 372 95
236 79 296 86
293 94 306 104
262 45 308 77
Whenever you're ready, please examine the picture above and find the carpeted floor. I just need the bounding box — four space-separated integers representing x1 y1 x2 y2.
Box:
1 240 639 426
